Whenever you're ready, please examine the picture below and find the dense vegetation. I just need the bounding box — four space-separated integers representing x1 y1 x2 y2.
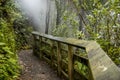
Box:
0 0 120 79
13 17 33 50
53 0 120 65
0 0 21 79
0 0 33 79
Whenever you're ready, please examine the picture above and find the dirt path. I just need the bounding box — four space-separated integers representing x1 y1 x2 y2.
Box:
18 50 62 80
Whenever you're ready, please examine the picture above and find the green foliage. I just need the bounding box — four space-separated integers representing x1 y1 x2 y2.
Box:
54 0 120 65
108 47 120 65
97 39 120 65
52 3 81 38
0 19 15 52
0 0 20 79
0 44 20 80
13 17 33 50
74 61 89 79
83 0 120 64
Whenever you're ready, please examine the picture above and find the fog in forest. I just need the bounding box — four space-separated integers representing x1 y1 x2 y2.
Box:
15 0 50 33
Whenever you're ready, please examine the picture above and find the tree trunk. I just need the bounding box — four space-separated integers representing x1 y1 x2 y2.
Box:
45 0 50 34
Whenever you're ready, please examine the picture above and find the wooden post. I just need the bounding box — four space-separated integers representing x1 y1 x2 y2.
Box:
33 34 39 56
32 34 36 55
39 36 42 59
51 40 54 67
68 45 74 80
36 35 40 57
88 60 94 80
57 42 61 76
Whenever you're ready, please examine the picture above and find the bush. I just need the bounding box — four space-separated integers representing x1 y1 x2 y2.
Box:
0 43 20 80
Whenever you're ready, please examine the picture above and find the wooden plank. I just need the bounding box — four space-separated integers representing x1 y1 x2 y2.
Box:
61 70 68 78
32 32 120 80
86 42 120 80
39 36 42 59
61 48 68 53
51 40 54 67
68 45 74 80
32 31 88 48
43 56 51 63
32 34 36 55
41 41 51 46
57 42 62 76
33 35 40 57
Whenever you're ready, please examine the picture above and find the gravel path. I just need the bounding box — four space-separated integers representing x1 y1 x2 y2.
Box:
18 50 62 80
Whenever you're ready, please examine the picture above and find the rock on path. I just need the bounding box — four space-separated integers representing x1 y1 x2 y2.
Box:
18 50 62 80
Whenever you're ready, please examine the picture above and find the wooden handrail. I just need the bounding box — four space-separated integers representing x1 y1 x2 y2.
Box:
32 31 120 80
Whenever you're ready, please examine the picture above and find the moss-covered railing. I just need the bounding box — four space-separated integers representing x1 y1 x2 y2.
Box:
32 31 120 80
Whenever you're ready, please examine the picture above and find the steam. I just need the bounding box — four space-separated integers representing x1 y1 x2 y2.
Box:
16 0 48 33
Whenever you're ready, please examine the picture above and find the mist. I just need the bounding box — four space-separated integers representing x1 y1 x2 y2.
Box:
15 0 52 33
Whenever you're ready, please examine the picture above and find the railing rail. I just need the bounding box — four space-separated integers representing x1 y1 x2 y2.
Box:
32 31 120 80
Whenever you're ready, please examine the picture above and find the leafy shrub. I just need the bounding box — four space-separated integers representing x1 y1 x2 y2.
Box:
54 0 120 65
0 43 20 80
0 0 21 79
13 17 33 50
97 39 120 65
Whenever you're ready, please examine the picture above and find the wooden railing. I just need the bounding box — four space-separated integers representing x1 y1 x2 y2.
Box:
32 31 120 80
